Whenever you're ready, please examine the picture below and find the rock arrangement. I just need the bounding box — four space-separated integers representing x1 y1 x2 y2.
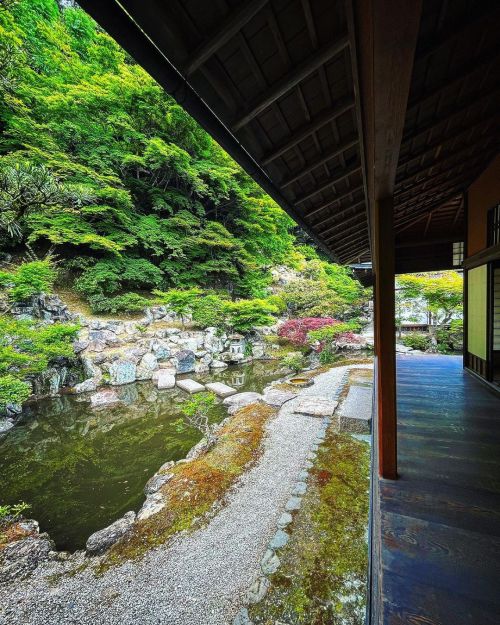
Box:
72 312 267 405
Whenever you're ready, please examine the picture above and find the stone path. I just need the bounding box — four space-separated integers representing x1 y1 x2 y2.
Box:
0 364 372 625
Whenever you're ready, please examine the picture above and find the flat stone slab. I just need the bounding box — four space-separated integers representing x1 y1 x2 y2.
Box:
205 382 237 398
294 396 338 417
222 392 263 413
156 370 176 390
338 385 372 433
176 379 206 394
262 388 296 407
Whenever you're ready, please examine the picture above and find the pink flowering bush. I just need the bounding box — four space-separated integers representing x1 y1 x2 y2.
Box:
277 317 340 346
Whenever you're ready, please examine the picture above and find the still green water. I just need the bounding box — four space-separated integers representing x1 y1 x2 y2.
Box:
0 361 284 551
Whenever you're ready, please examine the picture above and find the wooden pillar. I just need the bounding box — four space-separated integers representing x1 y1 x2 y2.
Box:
374 197 397 479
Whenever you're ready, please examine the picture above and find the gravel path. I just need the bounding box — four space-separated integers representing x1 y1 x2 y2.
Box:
0 365 371 625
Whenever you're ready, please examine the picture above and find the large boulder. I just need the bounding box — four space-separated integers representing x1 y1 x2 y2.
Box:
136 353 158 380
73 378 97 394
85 511 136 555
210 360 228 370
150 339 170 361
0 531 54 583
172 350 196 374
109 360 136 385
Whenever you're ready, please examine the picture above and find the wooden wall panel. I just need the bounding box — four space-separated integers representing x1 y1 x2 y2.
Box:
467 155 500 256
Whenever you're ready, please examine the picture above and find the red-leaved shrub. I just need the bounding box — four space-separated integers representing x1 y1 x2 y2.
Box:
277 317 340 346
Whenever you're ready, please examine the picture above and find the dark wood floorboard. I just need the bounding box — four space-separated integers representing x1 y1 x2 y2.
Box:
379 355 500 624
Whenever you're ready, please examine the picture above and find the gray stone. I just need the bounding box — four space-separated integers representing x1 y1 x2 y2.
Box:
0 534 54 583
87 339 106 352
210 359 228 369
0 419 14 433
261 549 280 574
73 378 97 394
233 608 253 625
109 360 136 385
292 481 307 496
338 385 372 434
156 370 176 390
246 576 270 604
395 343 413 353
144 473 174 495
73 339 89 354
122 347 148 364
136 493 165 521
262 389 296 407
285 496 302 511
90 389 122 408
150 339 170 361
298 470 309 481
194 362 210 374
277 512 293 528
136 352 159 380
176 378 205 394
205 382 237 398
269 529 289 550
86 511 135 555
222 392 263 411
173 350 196 374
294 397 338 417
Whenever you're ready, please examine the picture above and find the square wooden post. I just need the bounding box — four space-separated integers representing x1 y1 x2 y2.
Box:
374 196 397 479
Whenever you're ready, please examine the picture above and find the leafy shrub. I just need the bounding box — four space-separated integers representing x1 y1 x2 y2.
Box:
0 374 31 409
318 347 340 365
278 318 340 346
153 288 202 325
75 258 163 301
307 321 360 344
281 351 306 372
224 299 278 333
401 333 430 351
0 315 79 409
436 319 463 352
0 502 31 526
88 292 149 314
191 294 227 328
0 260 56 302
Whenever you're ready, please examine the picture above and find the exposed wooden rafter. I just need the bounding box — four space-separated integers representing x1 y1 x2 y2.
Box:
232 36 349 131
183 0 269 76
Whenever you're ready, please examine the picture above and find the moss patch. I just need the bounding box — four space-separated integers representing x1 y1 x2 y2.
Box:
248 430 370 625
98 402 276 571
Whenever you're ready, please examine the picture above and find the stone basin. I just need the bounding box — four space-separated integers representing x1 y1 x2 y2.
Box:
288 377 313 388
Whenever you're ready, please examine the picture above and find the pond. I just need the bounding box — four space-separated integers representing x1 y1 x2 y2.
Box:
0 361 286 552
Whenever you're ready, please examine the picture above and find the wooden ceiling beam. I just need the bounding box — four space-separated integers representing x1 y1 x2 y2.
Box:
415 7 500 65
294 163 361 204
232 35 349 130
280 136 359 188
395 134 495 187
260 98 355 165
395 189 467 229
184 0 269 76
398 111 499 169
322 212 367 239
407 48 500 112
309 198 365 227
401 85 500 146
331 230 370 254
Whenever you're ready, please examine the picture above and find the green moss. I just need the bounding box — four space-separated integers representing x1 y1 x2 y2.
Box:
97 402 276 572
249 430 370 625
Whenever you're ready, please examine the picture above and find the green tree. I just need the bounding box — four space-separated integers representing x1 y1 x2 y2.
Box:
153 288 202 326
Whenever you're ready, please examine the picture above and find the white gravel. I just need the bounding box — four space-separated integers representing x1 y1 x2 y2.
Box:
0 364 371 625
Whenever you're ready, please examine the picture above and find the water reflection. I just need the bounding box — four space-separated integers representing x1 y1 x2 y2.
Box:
0 361 284 551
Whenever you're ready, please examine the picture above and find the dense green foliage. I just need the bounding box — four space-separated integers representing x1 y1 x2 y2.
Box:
0 259 56 302
0 0 366 316
0 314 79 408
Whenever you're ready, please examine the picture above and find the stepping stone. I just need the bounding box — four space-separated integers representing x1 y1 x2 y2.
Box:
261 549 280 574
298 470 309 481
285 496 302 511
176 379 205 394
156 369 176 390
338 385 373 434
277 512 293 527
262 388 296 407
294 397 338 417
222 392 263 411
233 608 252 625
292 481 307 496
205 382 237 398
269 529 289 550
246 576 270 604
